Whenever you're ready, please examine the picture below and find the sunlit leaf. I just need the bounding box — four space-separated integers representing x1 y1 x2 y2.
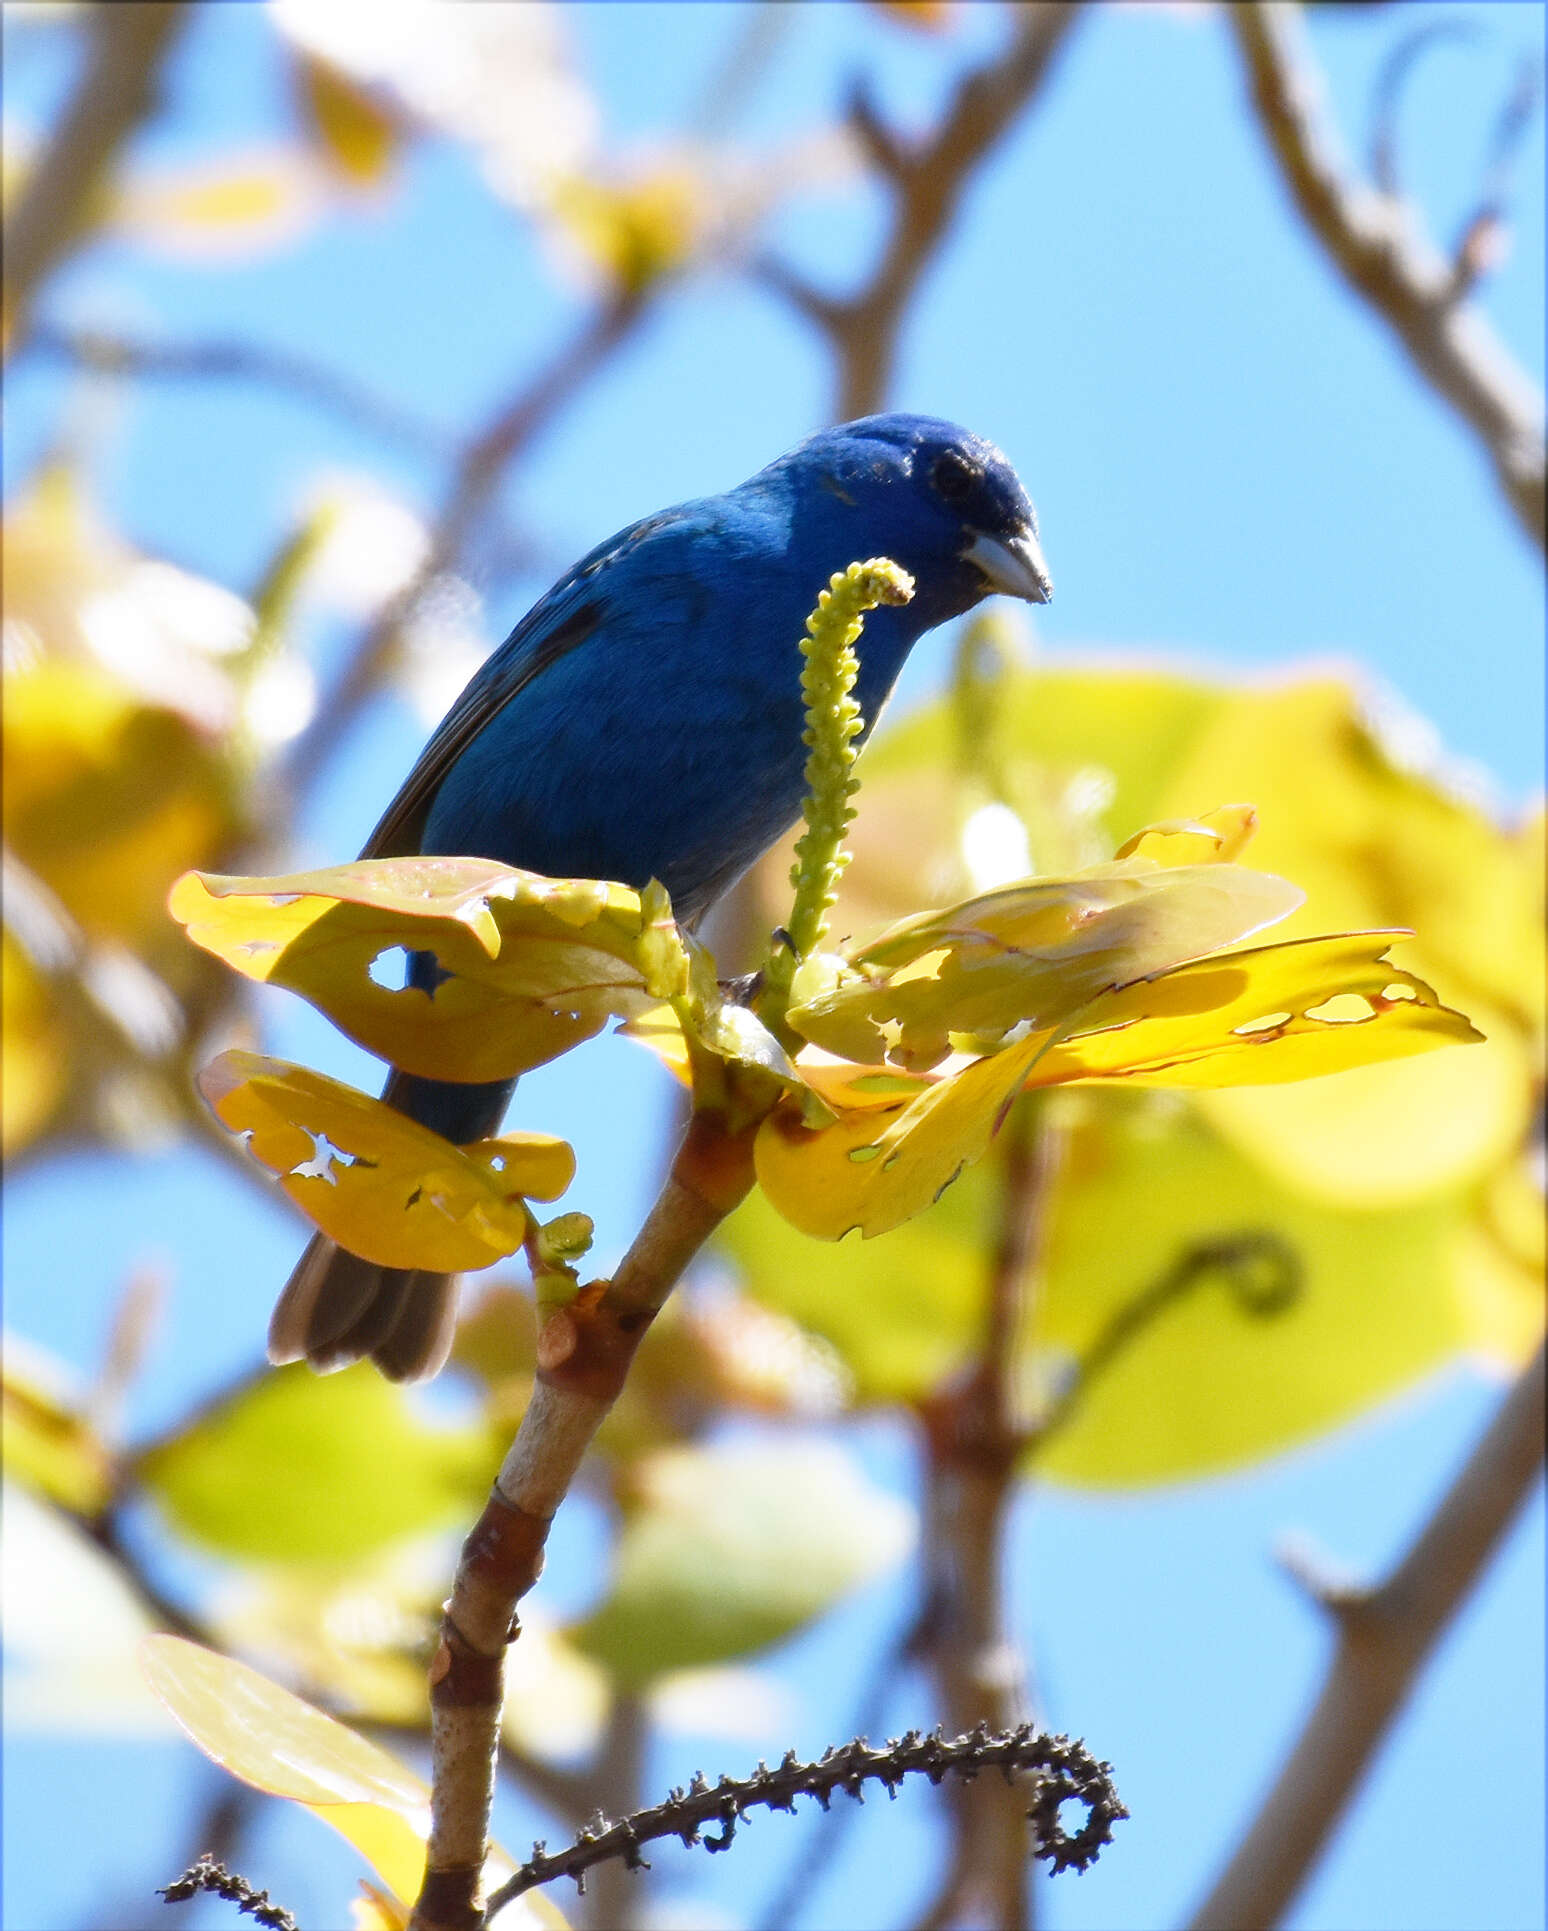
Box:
1196 1007 1534 1208
1112 804 1258 864
1032 934 1481 1087
197 1051 569 1270
1 931 69 1154
758 935 1476 1241
112 149 326 260
1025 1093 1502 1485
137 1363 492 1562
1 1339 113 1514
787 861 1303 1070
293 51 401 185
570 1441 912 1689
142 1637 564 1920
547 165 705 293
171 859 664 1082
7 659 236 954
755 1030 1046 1239
142 1634 430 1905
719 1158 995 1402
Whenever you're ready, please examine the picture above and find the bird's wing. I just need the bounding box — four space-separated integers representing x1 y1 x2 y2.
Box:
359 509 687 859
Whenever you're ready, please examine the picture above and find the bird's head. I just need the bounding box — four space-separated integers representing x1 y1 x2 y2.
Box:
778 413 1051 627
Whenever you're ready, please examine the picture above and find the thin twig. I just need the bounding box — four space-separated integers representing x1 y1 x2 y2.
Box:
3 2 188 350
409 1113 757 1931
1228 1 1546 553
910 1100 1060 1931
26 323 457 459
158 1854 296 1931
760 4 1083 419
486 1723 1126 1917
1187 1333 1547 1931
283 290 647 802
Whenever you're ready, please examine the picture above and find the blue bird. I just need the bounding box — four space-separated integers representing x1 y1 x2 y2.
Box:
270 413 1051 1380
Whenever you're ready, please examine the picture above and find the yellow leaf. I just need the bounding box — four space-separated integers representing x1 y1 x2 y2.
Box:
547 165 705 294
294 51 400 185
7 659 234 954
1028 1094 1492 1485
197 1052 570 1270
141 1635 570 1924
1031 934 1481 1089
141 1634 430 1903
2 1339 114 1514
1113 804 1258 864
788 861 1304 1070
868 0 956 28
1195 1004 1533 1207
170 858 660 1082
1158 676 1545 1037
755 1030 1048 1239
1 932 69 1155
113 149 324 260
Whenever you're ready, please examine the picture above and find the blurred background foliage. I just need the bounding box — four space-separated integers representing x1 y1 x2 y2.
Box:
1 5 1542 1931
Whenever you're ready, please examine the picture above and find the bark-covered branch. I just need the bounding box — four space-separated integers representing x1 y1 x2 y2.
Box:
1228 2 1546 554
1187 1333 1548 1931
409 1113 758 1931
3 2 188 351
909 1100 1059 1931
763 4 1083 420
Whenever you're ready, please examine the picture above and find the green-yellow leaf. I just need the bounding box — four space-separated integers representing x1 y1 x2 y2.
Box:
1025 1095 1498 1485
570 1441 912 1688
197 1051 570 1271
137 1363 492 1562
140 1637 564 1923
170 859 662 1081
1 1339 113 1514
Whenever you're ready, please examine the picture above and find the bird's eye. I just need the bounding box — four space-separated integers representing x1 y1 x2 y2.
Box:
930 448 982 505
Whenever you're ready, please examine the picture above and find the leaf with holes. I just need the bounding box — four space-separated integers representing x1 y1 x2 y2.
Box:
196 1051 571 1270
785 860 1303 1071
756 936 1477 1241
1031 933 1481 1088
170 858 671 1082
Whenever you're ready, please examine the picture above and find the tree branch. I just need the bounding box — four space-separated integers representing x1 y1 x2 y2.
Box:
909 1098 1060 1931
3 1 188 352
409 1112 757 1931
761 4 1083 420
1186 1333 1547 1931
283 288 648 802
1228 1 1546 554
26 323 457 460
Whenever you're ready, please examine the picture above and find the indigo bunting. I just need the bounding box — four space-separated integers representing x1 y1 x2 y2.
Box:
271 413 1051 1379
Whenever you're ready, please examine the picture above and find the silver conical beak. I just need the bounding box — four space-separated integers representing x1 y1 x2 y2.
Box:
963 526 1052 604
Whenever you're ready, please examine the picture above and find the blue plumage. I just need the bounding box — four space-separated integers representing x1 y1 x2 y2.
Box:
272 413 1051 1379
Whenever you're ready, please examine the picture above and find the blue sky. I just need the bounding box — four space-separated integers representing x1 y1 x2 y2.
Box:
3 5 1543 1930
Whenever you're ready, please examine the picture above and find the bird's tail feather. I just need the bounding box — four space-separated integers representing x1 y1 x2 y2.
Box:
268 1236 459 1383
267 1065 517 1382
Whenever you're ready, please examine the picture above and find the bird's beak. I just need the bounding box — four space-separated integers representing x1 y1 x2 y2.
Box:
963 526 1053 604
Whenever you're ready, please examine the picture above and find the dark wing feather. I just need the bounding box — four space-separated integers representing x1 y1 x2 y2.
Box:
359 508 687 860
